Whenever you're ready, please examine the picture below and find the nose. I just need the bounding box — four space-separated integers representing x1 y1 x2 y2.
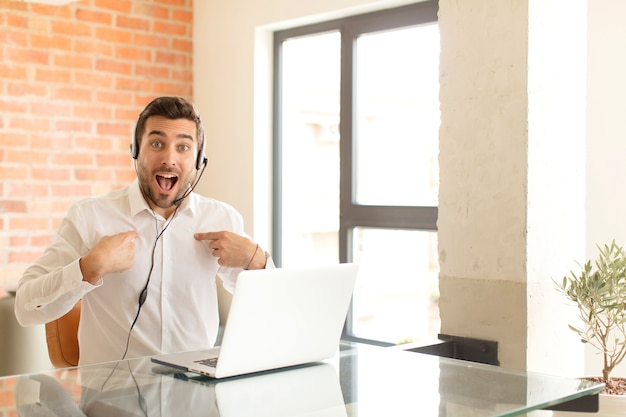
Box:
161 145 177 167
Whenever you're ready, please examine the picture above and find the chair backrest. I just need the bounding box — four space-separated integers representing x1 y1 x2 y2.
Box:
45 300 81 368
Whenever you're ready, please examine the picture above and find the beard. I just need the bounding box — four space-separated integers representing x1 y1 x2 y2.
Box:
136 161 195 209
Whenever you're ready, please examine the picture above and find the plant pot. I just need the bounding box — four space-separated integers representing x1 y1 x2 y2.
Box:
551 393 626 417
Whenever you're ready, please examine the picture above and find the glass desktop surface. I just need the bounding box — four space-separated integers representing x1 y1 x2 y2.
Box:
2 342 604 417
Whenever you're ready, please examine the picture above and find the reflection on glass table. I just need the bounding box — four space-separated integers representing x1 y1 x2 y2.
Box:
5 342 604 417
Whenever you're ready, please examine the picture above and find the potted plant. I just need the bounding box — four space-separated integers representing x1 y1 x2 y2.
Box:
554 240 626 416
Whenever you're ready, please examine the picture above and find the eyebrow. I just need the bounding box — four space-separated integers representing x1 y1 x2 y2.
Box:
147 130 194 141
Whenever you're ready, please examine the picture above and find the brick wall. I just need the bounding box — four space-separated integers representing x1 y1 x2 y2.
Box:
0 0 194 292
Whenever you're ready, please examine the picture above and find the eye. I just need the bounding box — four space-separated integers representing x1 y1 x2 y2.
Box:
150 141 162 149
178 143 191 152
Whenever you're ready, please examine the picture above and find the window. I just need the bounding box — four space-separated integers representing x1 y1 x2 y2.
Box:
274 1 440 346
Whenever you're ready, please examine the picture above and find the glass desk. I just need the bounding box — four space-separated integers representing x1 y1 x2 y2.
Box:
0 342 604 417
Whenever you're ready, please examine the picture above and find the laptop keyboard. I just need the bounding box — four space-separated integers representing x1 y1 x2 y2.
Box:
194 357 218 367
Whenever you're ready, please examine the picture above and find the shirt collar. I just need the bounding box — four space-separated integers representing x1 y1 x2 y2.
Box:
128 179 197 218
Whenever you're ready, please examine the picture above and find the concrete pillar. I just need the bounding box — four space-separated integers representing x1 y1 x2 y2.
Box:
438 0 586 375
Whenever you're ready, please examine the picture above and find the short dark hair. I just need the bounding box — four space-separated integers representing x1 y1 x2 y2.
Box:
131 96 205 160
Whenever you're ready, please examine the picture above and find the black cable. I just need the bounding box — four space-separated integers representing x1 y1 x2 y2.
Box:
121 205 179 360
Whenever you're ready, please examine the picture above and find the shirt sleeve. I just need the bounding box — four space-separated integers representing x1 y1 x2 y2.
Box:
14 213 100 327
214 205 276 294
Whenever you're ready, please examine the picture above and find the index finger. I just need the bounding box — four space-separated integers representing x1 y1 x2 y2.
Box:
120 230 139 240
194 231 222 241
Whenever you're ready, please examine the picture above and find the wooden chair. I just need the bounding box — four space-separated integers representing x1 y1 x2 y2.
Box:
45 300 81 368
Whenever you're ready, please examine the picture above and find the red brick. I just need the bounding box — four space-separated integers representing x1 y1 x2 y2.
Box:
135 4 170 19
75 71 114 89
156 51 189 66
31 34 73 51
0 166 28 181
153 20 188 36
134 32 169 48
36 68 72 83
154 0 189 7
172 9 192 24
153 81 188 95
26 14 52 32
115 107 142 122
54 120 93 133
95 0 131 13
95 26 132 44
5 149 49 165
9 116 51 131
4 183 49 198
9 217 49 231
52 184 92 197
116 168 137 183
0 132 27 148
0 63 28 80
6 12 28 29
172 68 193 83
30 102 73 117
74 39 114 57
53 87 94 102
96 90 134 106
32 234 54 246
0 29 28 46
75 8 113 25
77 136 114 151
53 153 94 166
97 122 132 136
31 134 73 150
73 105 113 120
114 136 136 153
0 100 28 113
6 82 48 97
31 4 73 19
172 38 192 53
10 235 29 246
10 250 44 263
6 47 50 65
31 168 72 181
97 153 132 167
53 54 93 69
52 20 93 37
96 58 133 75
0 200 27 213
75 168 114 181
116 76 151 92
117 15 150 31
53 199 74 213
116 46 151 61
135 64 169 79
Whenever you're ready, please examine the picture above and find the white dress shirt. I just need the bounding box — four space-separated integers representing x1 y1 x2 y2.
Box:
15 179 260 365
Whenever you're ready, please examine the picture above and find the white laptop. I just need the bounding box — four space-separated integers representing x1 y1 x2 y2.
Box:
151 263 358 379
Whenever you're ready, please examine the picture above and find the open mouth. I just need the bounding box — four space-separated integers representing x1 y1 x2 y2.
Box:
156 173 179 192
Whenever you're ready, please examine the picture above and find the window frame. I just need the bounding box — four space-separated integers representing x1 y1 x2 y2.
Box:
273 1 439 346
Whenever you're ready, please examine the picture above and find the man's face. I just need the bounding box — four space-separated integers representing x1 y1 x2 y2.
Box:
135 115 199 215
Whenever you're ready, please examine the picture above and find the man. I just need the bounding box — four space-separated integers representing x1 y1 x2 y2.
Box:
14 96 271 365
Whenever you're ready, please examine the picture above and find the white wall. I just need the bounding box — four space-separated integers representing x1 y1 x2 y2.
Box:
585 0 626 377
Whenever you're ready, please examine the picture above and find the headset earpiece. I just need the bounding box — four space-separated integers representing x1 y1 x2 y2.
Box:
130 136 139 160
196 151 207 171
